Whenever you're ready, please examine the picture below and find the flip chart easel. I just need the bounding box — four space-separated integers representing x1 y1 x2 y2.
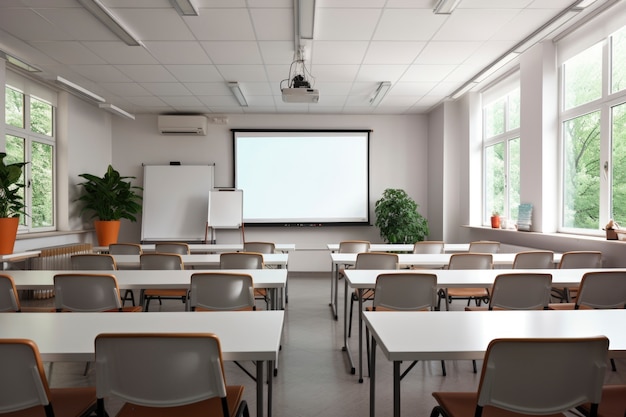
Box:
206 189 244 243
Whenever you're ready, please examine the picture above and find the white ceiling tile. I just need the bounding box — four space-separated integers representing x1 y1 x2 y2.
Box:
309 65 360 82
200 42 263 65
30 41 106 65
312 41 369 65
216 65 269 82
165 65 223 82
258 41 294 65
36 8 120 41
99 82 152 96
363 41 426 65
433 9 520 42
139 82 193 96
115 65 178 82
160 96 204 107
249 8 293 41
83 42 158 65
124 95 169 107
414 41 483 65
316 8 381 40
111 9 195 41
143 41 211 65
373 9 445 41
0 8 72 41
184 9 256 41
391 82 437 95
68 65 133 82
401 65 456 82
355 65 408 83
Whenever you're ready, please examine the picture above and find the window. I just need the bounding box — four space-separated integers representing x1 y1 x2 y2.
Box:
560 25 626 233
482 83 520 225
4 84 55 231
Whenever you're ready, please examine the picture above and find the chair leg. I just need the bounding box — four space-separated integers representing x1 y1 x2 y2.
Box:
348 293 356 337
440 360 446 376
122 289 135 306
611 358 617 372
144 297 151 312
472 360 477 373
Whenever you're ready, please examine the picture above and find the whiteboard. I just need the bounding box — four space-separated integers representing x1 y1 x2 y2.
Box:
141 165 214 241
208 189 243 229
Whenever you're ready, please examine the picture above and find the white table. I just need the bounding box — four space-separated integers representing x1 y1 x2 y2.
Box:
365 309 626 417
112 253 289 269
0 311 283 417
95 243 296 254
9 269 287 310
343 267 606 381
0 250 41 270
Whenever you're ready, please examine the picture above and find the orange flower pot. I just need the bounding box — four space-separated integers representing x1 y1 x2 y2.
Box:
490 216 500 229
0 217 19 255
94 220 121 246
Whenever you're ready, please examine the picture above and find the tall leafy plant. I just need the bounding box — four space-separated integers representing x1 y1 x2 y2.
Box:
374 188 429 243
76 165 142 221
0 152 27 218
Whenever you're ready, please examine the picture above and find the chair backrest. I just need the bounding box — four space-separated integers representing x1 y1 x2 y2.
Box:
108 243 143 255
243 242 275 254
489 273 552 310
71 253 117 270
512 250 555 269
558 251 603 269
468 241 500 254
0 339 53 414
576 271 626 309
373 273 437 311
53 273 123 311
155 242 190 255
219 252 264 269
355 252 398 270
139 253 184 270
189 272 255 311
413 241 445 254
339 240 370 253
447 253 493 270
0 274 20 312
476 337 608 416
95 333 229 408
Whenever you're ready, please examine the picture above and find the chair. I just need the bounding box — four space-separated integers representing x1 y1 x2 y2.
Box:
553 251 603 302
512 250 555 269
155 242 190 254
94 333 250 417
438 253 493 311
413 241 445 254
430 337 609 417
576 384 626 417
139 253 187 311
71 253 117 270
549 270 626 310
468 240 500 253
466 273 552 311
220 252 267 308
0 338 97 417
53 273 142 312
242 243 275 305
108 242 143 306
0 273 55 312
348 252 398 337
189 272 255 311
365 272 446 376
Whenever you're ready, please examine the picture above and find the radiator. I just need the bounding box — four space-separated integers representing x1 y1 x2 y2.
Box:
28 243 93 299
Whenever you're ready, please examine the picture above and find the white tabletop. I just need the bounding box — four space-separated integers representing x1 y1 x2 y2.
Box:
95 243 296 253
9 268 287 290
112 253 289 268
327 243 469 253
331 252 561 268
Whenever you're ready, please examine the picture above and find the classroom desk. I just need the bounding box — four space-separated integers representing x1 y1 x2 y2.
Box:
9 269 287 311
95 243 296 254
0 311 283 417
365 309 626 417
343 267 605 381
112 253 289 269
329 252 563 320
0 250 41 270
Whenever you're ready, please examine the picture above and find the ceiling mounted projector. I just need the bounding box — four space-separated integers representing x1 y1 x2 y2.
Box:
282 87 319 103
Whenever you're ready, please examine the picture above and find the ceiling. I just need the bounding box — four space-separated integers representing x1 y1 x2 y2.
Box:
0 0 611 116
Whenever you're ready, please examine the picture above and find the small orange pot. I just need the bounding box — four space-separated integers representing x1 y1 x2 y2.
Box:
0 217 19 255
94 220 121 246
490 216 500 229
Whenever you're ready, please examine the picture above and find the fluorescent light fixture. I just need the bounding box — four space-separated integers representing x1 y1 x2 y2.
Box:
369 81 391 106
575 0 599 8
170 0 199 16
99 103 135 120
77 0 142 46
298 0 316 40
433 0 461 14
228 82 248 107
451 81 478 99
55 76 105 103
0 51 40 72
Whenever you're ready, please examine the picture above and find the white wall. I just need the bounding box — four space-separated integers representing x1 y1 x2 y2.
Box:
111 113 428 271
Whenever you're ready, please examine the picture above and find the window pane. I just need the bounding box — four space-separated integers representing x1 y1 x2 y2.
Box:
5 87 24 128
612 27 626 94
30 97 53 136
562 111 601 229
5 135 26 225
508 137 520 221
485 142 505 218
563 43 602 110
31 141 54 228
484 98 505 138
611 102 626 225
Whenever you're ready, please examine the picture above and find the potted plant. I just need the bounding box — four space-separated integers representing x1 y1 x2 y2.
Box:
374 188 429 243
0 152 27 254
76 165 142 246
490 211 501 228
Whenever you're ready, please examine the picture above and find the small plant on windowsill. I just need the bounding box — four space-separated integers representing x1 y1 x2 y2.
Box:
490 211 501 229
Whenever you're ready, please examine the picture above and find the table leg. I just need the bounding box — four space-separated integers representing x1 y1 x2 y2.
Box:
267 360 273 417
394 361 401 417
330 262 338 320
342 278 355 374
358 288 364 383
257 360 265 417
369 336 377 417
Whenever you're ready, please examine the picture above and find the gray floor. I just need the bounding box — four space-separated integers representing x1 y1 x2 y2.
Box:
27 272 626 417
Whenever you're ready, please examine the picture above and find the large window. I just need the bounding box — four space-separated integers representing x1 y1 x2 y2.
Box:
482 83 520 225
4 83 55 232
560 25 626 233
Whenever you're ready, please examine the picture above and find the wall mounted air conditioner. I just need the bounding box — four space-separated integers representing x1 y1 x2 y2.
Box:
157 115 208 136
